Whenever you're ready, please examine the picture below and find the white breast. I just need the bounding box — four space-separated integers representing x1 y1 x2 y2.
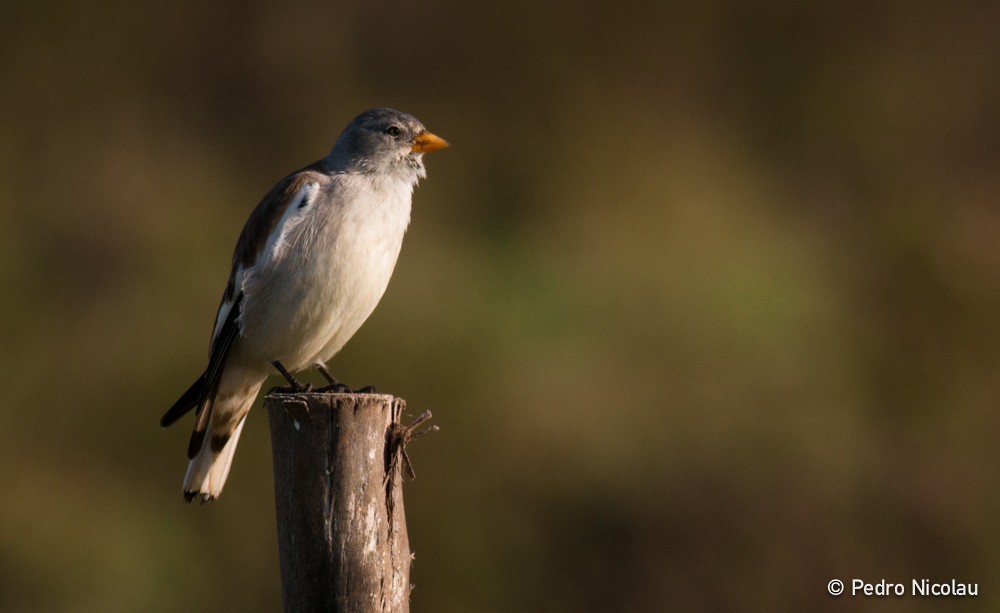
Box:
237 173 413 371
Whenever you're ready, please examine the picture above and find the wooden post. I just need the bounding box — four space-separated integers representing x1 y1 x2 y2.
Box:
266 392 425 613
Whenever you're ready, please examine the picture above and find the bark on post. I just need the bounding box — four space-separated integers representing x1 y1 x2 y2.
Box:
266 392 413 613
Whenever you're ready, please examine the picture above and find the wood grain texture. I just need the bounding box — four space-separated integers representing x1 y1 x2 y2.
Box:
267 392 410 613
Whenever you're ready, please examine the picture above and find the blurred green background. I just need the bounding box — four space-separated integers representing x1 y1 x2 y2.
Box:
2 1 999 611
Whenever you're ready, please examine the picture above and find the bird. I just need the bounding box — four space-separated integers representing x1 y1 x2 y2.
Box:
160 108 448 503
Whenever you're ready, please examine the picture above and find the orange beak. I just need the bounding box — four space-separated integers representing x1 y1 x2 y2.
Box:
411 131 450 153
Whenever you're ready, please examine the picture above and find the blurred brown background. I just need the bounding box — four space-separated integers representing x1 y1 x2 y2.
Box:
2 1 1000 611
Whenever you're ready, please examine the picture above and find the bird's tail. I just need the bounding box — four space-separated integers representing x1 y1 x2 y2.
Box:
180 377 263 503
183 414 249 503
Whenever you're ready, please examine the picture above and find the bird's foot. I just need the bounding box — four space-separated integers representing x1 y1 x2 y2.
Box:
270 382 313 394
270 360 312 393
313 381 379 394
314 364 378 394
314 382 352 393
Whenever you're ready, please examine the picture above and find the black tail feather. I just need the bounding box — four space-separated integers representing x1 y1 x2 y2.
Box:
187 425 208 459
160 373 207 428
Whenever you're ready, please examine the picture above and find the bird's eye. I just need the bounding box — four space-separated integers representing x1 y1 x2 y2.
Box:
385 126 402 137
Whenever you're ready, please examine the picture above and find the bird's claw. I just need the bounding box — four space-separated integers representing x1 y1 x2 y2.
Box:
315 382 352 393
314 383 378 394
269 381 313 394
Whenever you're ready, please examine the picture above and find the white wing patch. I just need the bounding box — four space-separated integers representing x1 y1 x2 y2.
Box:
209 181 319 347
210 264 243 346
261 181 319 267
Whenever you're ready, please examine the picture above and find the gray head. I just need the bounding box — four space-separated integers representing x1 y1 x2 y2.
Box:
326 108 448 180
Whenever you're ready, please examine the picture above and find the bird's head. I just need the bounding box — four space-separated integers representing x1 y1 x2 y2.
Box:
328 108 449 181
